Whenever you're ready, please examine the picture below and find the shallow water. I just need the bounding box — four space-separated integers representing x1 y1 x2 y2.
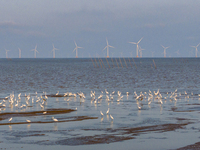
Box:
1 58 200 150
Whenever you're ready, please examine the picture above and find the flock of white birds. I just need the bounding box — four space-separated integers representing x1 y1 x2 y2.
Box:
0 88 199 124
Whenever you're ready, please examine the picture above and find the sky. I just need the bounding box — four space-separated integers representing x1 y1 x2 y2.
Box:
0 0 200 58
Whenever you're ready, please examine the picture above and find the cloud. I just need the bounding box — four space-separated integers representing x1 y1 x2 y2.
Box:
0 20 47 38
0 21 20 27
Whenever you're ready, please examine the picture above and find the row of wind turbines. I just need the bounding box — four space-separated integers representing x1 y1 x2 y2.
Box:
4 38 200 58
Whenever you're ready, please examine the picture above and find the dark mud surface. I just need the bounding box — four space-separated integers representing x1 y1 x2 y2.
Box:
0 108 98 125
0 108 76 121
3 119 192 146
176 142 200 150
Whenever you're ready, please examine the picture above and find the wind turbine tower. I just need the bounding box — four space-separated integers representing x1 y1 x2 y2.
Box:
103 37 114 58
73 41 83 58
129 37 143 58
31 45 39 58
161 45 169 58
191 43 200 57
18 48 21 58
52 44 59 58
5 49 10 58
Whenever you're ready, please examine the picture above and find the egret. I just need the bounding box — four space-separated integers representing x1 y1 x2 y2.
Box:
52 117 58 122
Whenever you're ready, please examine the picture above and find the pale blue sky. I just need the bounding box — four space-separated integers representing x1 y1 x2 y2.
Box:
0 0 200 58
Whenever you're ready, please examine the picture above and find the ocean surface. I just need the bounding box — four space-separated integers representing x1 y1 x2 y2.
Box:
1 58 200 150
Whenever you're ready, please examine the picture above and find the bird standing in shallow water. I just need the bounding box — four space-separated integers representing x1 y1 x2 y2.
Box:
100 111 104 116
26 119 31 123
52 117 58 122
9 118 12 123
110 114 114 120
106 108 110 114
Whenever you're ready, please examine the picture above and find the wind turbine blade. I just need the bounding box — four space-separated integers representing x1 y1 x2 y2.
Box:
161 45 165 48
106 37 108 45
103 46 107 51
197 43 200 47
109 45 114 48
73 48 76 52
74 41 77 47
129 42 137 44
35 45 37 49
137 37 143 44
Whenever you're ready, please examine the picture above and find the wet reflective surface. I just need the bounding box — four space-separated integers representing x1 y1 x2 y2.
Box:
1 58 200 150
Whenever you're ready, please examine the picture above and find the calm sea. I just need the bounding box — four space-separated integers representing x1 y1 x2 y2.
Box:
0 58 200 150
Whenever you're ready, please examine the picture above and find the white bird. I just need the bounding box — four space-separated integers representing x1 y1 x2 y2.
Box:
56 91 59 95
43 111 47 114
126 92 129 96
9 117 12 122
18 93 21 98
100 111 104 116
117 91 121 97
26 119 31 123
110 114 114 120
98 94 103 99
154 89 160 96
52 117 58 122
15 102 18 107
39 103 44 109
105 89 109 95
106 108 110 114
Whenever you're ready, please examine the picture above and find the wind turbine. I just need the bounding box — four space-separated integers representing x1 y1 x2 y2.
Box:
151 51 155 57
129 37 143 58
130 52 133 57
18 48 21 58
191 43 200 57
103 37 114 58
31 45 39 58
139 46 145 58
175 50 180 57
73 41 83 58
161 45 169 58
52 44 59 58
5 49 10 58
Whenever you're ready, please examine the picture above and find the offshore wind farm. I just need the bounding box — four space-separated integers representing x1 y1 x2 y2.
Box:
1 1 200 150
2 38 200 59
